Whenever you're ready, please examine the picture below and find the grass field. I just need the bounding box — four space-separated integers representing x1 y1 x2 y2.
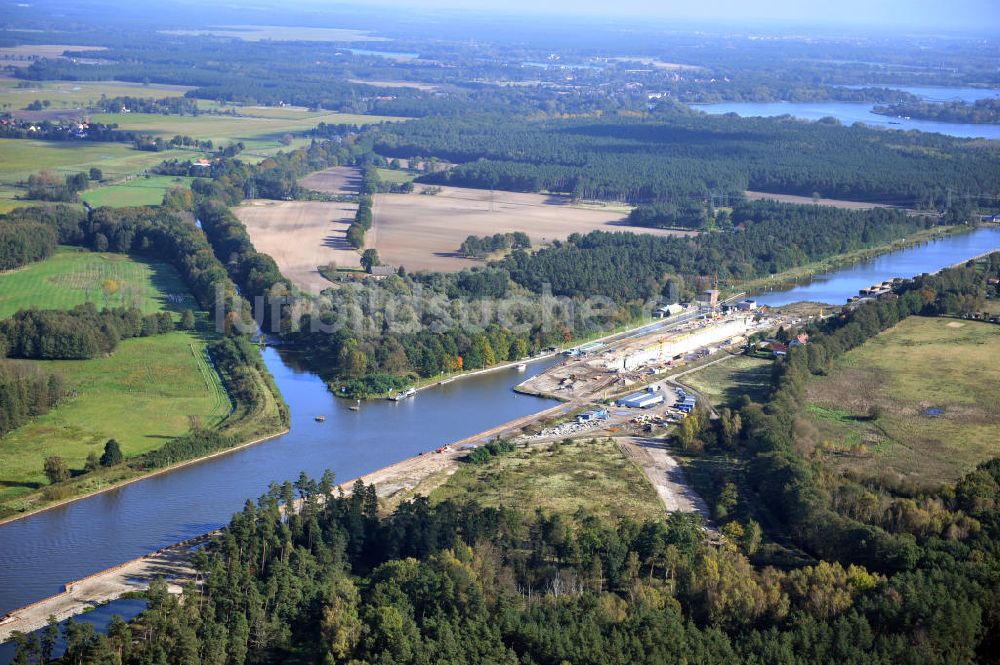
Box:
681 355 773 408
0 333 231 504
0 138 192 181
429 438 665 522
806 316 1000 483
87 110 403 150
0 250 231 510
0 247 196 318
79 176 197 208
376 168 418 185
0 76 192 111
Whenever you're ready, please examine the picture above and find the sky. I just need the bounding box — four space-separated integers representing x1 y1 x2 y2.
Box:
338 0 1000 31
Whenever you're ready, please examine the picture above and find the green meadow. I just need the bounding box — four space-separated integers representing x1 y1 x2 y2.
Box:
0 250 230 511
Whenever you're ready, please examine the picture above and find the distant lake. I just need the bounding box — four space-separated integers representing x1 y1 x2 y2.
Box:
347 48 419 59
839 85 1000 104
695 95 1000 140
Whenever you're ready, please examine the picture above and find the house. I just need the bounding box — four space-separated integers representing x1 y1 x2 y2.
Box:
369 265 397 278
735 299 757 312
770 342 789 357
655 303 685 318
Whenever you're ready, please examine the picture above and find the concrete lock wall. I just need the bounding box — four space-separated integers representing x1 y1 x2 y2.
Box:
618 318 752 371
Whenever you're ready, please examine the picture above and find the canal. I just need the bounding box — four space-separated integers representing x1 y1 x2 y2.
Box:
755 226 1000 307
0 352 561 616
0 226 998 661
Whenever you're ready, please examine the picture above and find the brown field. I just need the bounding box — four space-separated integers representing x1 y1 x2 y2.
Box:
745 190 894 210
369 185 692 272
234 200 360 292
298 166 361 195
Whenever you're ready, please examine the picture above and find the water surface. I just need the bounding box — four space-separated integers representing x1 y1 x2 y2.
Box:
0 352 558 616
754 227 1000 306
695 100 1000 140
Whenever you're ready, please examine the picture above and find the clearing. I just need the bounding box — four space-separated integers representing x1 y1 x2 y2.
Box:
745 190 896 210
80 176 197 208
806 316 1000 484
0 251 230 511
679 355 773 408
234 200 361 292
368 185 692 272
430 438 666 522
0 246 197 318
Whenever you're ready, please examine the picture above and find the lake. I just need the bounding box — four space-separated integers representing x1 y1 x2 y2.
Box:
695 87 1000 140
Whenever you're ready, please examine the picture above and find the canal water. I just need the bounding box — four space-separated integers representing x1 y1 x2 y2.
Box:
755 226 1000 307
0 353 560 617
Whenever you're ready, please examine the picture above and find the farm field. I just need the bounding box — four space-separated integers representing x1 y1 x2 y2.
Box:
0 251 229 509
234 200 361 292
79 175 197 208
0 247 197 318
430 438 665 522
0 138 192 181
376 168 418 185
0 76 191 112
368 185 692 272
86 110 403 150
806 316 1000 484
298 165 361 195
680 355 774 408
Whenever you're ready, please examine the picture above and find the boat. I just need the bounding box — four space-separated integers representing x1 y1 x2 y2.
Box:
515 363 527 371
438 377 455 385
388 387 417 401
314 415 326 422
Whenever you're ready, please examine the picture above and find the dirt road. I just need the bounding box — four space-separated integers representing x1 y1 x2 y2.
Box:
618 437 711 517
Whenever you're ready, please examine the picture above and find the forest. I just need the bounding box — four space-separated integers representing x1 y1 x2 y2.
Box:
0 219 57 270
372 112 1000 208
0 360 66 437
0 304 174 360
459 232 531 258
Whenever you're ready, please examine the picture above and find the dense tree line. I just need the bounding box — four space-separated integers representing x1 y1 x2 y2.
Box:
627 201 710 230
21 434 1000 664
0 303 173 360
373 112 1000 208
498 202 936 302
96 95 200 115
25 170 89 202
0 219 57 269
459 231 531 258
0 360 66 436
